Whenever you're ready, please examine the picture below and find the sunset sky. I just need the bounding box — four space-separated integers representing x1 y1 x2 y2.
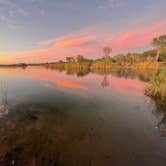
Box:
0 0 166 64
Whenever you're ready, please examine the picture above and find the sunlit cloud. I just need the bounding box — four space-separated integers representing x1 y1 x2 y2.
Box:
113 20 166 51
37 35 96 48
36 20 166 54
57 36 96 48
0 56 17 64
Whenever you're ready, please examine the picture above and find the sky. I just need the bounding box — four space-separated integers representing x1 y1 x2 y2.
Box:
0 0 166 64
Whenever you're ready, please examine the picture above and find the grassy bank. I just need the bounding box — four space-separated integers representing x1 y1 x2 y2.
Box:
46 59 161 71
45 61 91 76
145 70 166 104
92 59 160 71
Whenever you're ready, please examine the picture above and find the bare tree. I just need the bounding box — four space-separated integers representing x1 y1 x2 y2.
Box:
103 46 112 58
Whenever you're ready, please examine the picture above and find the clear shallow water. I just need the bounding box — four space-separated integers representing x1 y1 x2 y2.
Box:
0 67 166 166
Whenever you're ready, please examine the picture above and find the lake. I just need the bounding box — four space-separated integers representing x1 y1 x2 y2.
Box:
0 67 166 166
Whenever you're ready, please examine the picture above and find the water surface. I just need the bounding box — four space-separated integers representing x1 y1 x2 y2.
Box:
0 67 166 166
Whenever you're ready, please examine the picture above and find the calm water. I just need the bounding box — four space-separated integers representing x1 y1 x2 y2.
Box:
0 67 166 166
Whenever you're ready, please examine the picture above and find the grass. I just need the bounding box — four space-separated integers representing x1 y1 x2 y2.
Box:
45 61 91 76
135 62 159 69
92 60 160 70
91 58 114 70
145 70 166 103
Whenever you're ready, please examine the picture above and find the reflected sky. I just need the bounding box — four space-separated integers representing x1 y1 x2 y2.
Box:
0 66 146 95
0 66 149 119
0 67 166 165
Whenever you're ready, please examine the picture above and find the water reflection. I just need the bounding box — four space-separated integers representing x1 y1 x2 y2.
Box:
57 81 88 90
0 67 165 165
101 75 110 88
52 66 90 77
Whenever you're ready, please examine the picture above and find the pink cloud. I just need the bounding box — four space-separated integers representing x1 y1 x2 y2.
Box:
57 36 96 48
113 20 166 51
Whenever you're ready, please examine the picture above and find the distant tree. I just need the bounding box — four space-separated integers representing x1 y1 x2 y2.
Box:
113 54 125 65
152 34 166 61
66 56 75 62
143 50 156 57
76 55 85 62
103 46 112 58
76 55 91 63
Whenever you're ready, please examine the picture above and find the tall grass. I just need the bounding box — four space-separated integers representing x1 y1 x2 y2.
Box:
45 61 91 76
145 70 166 102
135 62 159 69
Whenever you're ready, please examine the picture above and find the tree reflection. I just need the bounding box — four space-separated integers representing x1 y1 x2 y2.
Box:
101 75 110 88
